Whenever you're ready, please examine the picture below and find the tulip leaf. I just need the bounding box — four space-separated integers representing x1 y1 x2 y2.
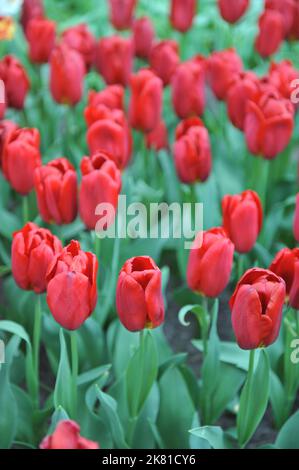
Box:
189 426 225 449
275 410 299 449
53 329 73 416
48 406 70 434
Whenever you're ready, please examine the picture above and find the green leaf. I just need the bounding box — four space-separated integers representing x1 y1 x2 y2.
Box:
48 406 70 434
189 426 225 449
54 329 72 415
270 371 286 428
0 321 31 347
275 410 299 449
77 364 111 386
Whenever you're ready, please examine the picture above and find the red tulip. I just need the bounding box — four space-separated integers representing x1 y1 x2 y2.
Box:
255 10 284 57
187 227 234 298
21 0 44 34
26 18 56 64
269 60 299 101
244 90 294 159
207 48 243 100
50 43 85 106
170 0 196 32
171 56 206 119
222 190 263 253
270 248 299 309
150 40 180 86
79 151 121 231
84 86 124 127
230 268 286 349
116 256 164 332
129 69 163 133
289 2 299 39
174 117 212 184
0 120 18 166
34 158 78 225
293 193 299 243
109 0 137 30
12 222 62 294
133 17 155 59
62 24 96 70
266 0 297 36
96 36 133 86
146 120 169 152
0 55 30 109
2 127 41 195
46 240 98 330
40 420 99 449
226 71 260 130
218 0 249 24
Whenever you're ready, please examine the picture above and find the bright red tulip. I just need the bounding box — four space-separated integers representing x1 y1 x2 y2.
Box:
79 151 121 231
26 18 56 63
84 86 124 127
293 193 299 243
207 48 243 100
170 0 196 32
146 120 169 152
222 190 263 253
109 0 137 30
21 0 44 34
255 9 284 57
226 71 260 130
187 227 234 298
46 240 98 330
270 248 299 309
116 256 164 331
174 117 212 184
2 127 41 195
129 69 163 133
133 17 155 59
0 55 30 109
12 222 62 294
218 0 249 24
230 268 286 349
150 40 179 86
96 36 133 86
40 420 99 449
0 120 18 166
62 24 96 70
269 60 299 101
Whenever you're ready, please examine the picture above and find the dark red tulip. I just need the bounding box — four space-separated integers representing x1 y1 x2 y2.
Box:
226 71 260 130
34 158 78 225
85 86 124 127
222 190 263 253
266 0 297 36
0 120 18 166
12 222 62 294
187 227 234 298
2 127 41 195
270 248 299 309
96 36 133 86
116 256 164 332
133 17 155 59
218 0 249 24
40 420 99 449
0 55 30 109
21 0 44 34
46 240 98 330
174 117 212 184
26 18 56 64
170 0 196 32
150 40 180 86
146 120 169 152
255 9 284 57
230 268 286 349
207 48 243 100
293 193 299 243
289 2 299 39
171 56 206 119
109 0 137 30
79 151 121 231
269 60 299 101
62 24 96 70
129 69 163 133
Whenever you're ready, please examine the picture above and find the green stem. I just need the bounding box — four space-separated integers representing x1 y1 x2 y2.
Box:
70 331 78 419
249 157 270 211
201 296 209 356
33 294 42 407
22 195 30 224
237 254 244 280
94 233 101 262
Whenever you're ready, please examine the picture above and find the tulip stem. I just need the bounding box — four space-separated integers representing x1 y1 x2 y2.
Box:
237 254 244 279
33 294 42 407
22 195 30 224
70 331 78 419
94 233 101 262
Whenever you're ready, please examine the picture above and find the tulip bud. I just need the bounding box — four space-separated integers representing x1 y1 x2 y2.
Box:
46 240 98 330
0 55 30 109
226 71 260 130
255 10 284 58
150 40 180 86
207 48 243 100
21 0 44 34
129 69 163 133
146 120 169 152
174 117 212 184
269 60 299 101
96 36 134 86
12 222 62 294
2 127 41 195
218 0 249 24
293 194 299 243
40 420 99 449
133 17 155 59
109 0 137 30
170 0 196 32
116 256 165 331
26 18 56 63
50 43 85 106
34 158 78 225
0 120 18 166
222 190 263 253
171 56 206 119
79 151 121 231
62 23 96 71
270 248 299 309
230 268 286 349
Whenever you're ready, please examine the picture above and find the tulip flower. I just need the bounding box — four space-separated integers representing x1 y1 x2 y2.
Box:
270 248 299 309
207 48 243 100
108 0 137 30
174 117 212 184
218 0 249 24
255 10 284 57
96 36 133 86
79 151 122 231
226 71 260 130
40 420 99 449
21 0 44 34
146 120 169 152
0 55 30 109
0 120 18 166
133 17 155 59
12 222 62 294
116 256 164 332
2 127 41 195
34 158 78 225
84 86 124 127
244 90 294 159
171 56 206 119
222 190 263 253
187 227 234 298
230 268 286 349
129 69 163 133
26 18 56 64
289 2 299 39
62 23 96 71
293 194 299 243
150 40 179 86
46 240 98 330
265 0 297 36
269 60 299 101
50 43 85 106
170 0 196 32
